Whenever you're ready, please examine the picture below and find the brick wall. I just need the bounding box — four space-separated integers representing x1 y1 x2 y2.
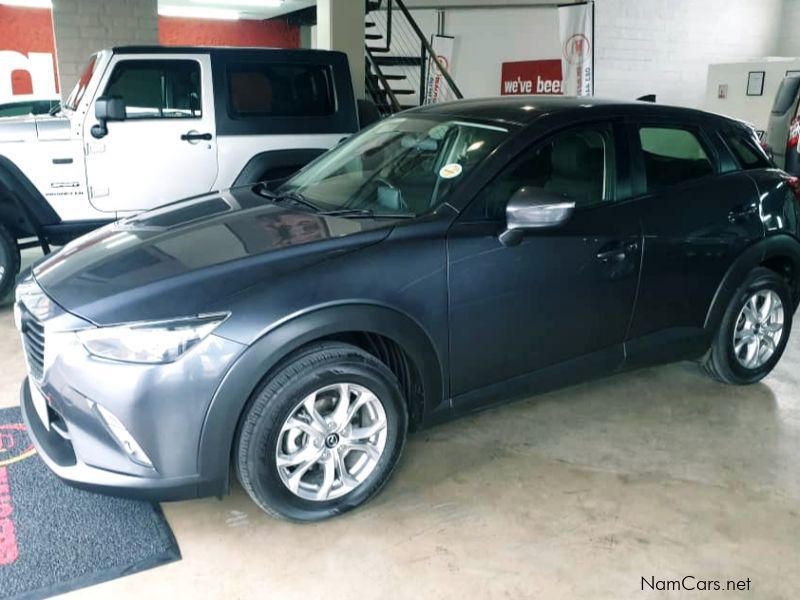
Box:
51 0 158 99
159 16 299 48
594 0 784 107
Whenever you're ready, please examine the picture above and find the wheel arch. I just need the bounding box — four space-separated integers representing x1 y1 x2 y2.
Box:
197 303 445 494
0 154 60 239
705 234 800 332
231 148 328 187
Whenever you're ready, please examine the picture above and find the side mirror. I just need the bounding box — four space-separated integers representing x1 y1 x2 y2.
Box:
499 187 575 247
91 96 126 139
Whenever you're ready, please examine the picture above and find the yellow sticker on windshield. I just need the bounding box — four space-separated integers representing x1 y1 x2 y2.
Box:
439 163 463 179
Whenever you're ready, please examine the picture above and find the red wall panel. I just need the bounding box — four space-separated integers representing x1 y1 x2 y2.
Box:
159 17 300 49
0 6 58 94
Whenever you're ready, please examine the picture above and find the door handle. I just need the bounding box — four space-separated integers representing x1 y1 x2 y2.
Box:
181 131 212 142
596 241 638 262
728 202 758 223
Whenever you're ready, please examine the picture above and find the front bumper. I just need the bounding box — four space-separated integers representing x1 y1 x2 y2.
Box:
21 378 206 501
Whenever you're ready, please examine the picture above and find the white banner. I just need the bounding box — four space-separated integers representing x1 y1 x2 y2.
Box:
558 3 594 96
424 35 455 104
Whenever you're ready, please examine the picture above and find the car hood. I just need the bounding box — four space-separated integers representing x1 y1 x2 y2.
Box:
33 187 393 325
0 114 71 142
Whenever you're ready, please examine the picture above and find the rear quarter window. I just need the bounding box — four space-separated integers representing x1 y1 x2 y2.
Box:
771 77 800 115
722 128 772 170
227 63 335 119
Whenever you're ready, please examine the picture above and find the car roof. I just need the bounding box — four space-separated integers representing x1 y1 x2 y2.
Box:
110 45 346 59
408 96 738 128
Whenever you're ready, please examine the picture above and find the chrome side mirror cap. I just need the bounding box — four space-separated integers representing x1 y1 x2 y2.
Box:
499 187 575 246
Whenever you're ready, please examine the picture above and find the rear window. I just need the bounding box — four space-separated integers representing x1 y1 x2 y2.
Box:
771 77 800 115
723 129 771 170
639 127 715 191
227 63 335 118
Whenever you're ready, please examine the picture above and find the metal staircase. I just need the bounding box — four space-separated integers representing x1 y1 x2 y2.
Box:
365 0 463 116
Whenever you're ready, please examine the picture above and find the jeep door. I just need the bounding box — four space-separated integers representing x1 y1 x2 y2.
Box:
447 121 643 403
83 53 218 215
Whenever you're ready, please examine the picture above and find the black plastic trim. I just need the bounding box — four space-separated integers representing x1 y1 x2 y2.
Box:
232 148 327 186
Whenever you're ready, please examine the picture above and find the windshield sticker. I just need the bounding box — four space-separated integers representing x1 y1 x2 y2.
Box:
439 163 463 179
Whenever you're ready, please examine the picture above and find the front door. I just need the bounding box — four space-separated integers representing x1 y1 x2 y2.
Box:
447 121 642 399
84 54 218 214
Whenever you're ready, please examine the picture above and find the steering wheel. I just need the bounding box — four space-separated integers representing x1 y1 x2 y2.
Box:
375 176 409 211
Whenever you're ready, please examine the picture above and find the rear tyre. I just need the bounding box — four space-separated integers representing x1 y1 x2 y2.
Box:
702 267 793 384
0 224 20 301
235 342 408 522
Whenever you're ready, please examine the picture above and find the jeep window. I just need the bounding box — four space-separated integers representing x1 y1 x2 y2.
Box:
103 60 201 119
279 116 508 214
65 54 97 111
723 129 772 169
227 63 335 118
638 127 714 191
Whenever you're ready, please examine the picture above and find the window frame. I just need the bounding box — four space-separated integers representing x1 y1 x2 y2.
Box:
716 125 773 171
101 58 203 121
460 119 627 223
626 121 721 198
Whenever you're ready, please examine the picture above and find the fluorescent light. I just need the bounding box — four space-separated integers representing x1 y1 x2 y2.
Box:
192 0 283 6
0 0 52 8
159 5 239 19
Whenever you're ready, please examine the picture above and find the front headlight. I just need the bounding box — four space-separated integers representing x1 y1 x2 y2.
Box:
76 313 229 364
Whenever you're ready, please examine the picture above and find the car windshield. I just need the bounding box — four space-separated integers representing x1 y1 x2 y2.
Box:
64 55 98 111
278 115 509 215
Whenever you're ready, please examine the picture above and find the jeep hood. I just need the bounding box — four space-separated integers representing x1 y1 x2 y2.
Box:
0 114 71 142
33 187 392 324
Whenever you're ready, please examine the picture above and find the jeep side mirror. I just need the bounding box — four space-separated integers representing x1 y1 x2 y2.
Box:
91 96 126 139
499 187 575 247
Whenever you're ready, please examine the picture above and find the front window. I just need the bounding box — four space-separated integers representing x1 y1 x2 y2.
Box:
279 116 508 215
64 55 98 111
103 59 201 119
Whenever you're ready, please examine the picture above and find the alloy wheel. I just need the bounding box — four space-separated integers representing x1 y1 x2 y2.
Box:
733 289 784 369
275 383 388 501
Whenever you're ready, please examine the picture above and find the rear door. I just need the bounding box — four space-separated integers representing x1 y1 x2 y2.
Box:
624 121 764 364
84 53 218 214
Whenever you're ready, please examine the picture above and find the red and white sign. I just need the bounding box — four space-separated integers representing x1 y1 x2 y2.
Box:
500 59 563 96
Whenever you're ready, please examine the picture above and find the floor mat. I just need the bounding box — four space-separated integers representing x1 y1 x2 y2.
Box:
0 406 180 599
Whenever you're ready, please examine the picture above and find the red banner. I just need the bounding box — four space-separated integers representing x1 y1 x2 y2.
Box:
500 59 563 96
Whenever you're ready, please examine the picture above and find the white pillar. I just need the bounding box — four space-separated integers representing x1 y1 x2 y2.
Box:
316 0 365 99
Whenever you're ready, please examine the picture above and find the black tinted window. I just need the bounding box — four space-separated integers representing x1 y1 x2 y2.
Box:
104 60 201 119
771 77 800 115
227 63 334 118
469 123 615 220
724 129 771 169
639 127 714 192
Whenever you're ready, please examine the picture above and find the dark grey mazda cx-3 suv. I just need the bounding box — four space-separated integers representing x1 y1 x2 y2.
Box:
15 98 800 521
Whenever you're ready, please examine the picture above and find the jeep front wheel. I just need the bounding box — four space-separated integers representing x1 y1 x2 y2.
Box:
0 224 20 300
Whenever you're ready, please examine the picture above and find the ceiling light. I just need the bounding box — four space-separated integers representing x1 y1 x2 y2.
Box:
0 0 52 8
159 5 239 19
191 0 283 6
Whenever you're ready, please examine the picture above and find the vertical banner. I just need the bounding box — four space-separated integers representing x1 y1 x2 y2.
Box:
424 34 455 104
558 2 594 96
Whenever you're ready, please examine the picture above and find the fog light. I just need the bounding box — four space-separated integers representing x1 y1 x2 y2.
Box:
92 402 153 468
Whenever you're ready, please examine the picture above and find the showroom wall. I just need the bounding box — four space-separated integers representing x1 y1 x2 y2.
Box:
593 0 784 107
778 0 800 55
0 5 57 98
159 16 299 48
51 0 158 101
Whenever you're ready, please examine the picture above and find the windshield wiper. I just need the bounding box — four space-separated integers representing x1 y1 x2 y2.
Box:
253 184 321 213
319 208 416 219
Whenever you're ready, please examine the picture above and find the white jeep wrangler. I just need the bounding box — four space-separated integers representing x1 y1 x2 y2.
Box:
0 45 370 297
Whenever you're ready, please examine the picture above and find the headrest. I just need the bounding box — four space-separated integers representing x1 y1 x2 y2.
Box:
550 136 592 179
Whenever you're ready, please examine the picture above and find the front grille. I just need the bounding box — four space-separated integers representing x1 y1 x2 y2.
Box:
21 307 45 381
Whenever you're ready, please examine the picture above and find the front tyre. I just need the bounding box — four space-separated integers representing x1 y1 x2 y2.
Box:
0 224 20 301
235 342 408 522
702 267 793 384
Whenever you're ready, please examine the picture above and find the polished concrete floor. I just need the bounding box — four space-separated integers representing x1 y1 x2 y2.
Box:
1 251 799 599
